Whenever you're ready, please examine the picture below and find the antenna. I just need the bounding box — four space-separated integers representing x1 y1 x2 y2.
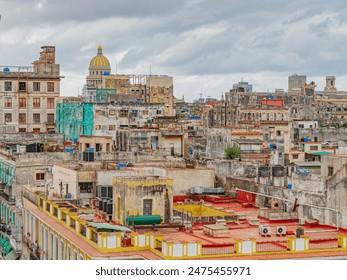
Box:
116 60 117 74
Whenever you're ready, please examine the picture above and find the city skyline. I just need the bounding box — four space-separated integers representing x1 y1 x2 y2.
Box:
1 0 347 100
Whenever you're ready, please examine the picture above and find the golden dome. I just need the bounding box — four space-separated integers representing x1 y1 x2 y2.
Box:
89 45 111 69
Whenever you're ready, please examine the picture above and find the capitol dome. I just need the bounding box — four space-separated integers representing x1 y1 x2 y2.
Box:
89 45 111 70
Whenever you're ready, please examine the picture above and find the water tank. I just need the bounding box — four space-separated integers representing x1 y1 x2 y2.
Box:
65 147 73 153
126 215 162 226
3 67 10 72
269 143 277 149
106 201 113 215
303 137 309 142
118 163 127 170
65 193 72 199
287 183 292 189
102 199 108 212
296 227 305 238
98 198 103 210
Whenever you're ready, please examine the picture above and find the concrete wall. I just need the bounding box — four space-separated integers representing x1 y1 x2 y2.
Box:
321 155 347 177
13 152 75 199
161 136 182 155
0 133 64 146
299 128 347 143
164 168 215 194
52 165 77 199
96 170 135 186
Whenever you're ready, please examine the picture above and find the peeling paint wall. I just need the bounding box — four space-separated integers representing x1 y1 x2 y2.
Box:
113 178 173 224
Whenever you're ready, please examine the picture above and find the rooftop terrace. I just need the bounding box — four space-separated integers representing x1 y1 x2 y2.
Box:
22 188 347 260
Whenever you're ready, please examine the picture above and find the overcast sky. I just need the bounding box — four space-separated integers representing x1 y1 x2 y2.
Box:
1 0 347 101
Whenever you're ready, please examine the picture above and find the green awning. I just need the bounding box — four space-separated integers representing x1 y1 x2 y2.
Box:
87 222 133 232
307 151 333 155
0 237 13 254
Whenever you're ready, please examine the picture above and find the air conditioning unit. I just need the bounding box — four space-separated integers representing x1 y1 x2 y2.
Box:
45 167 52 172
276 226 286 236
259 225 271 236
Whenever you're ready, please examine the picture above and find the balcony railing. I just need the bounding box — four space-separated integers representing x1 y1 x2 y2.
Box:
0 191 15 205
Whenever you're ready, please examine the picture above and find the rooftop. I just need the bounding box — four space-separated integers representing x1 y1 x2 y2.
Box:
22 189 347 260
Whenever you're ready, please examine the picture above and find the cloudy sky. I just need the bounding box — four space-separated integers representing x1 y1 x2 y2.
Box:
1 0 347 101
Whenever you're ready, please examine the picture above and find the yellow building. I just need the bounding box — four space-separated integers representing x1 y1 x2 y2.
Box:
112 177 173 225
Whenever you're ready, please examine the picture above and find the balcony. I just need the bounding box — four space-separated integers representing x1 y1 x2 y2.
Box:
0 190 15 205
23 235 40 260
1 222 22 253
161 130 184 136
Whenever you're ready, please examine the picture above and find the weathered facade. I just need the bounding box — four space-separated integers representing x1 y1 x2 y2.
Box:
0 46 62 133
112 177 173 225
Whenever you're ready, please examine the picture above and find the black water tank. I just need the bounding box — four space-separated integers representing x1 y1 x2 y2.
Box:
102 199 108 212
106 201 113 215
98 198 103 210
296 227 305 238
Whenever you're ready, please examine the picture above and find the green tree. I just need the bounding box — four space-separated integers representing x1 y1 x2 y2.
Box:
225 145 241 159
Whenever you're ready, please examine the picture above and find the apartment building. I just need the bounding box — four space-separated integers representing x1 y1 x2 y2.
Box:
0 46 62 133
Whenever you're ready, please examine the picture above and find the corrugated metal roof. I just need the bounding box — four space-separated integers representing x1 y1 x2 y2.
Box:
87 222 133 232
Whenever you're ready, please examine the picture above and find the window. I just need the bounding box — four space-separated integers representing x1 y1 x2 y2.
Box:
328 166 334 176
4 81 12 91
33 113 41 123
47 113 54 124
293 155 299 160
67 246 71 260
36 173 45 180
61 240 64 260
298 124 304 128
310 146 318 151
19 128 26 132
33 128 40 133
47 98 55 108
4 97 12 108
79 182 93 193
95 125 101 130
19 82 26 91
109 110 115 115
19 113 26 123
109 125 115 131
19 97 27 108
4 113 12 122
33 98 41 108
276 130 281 136
119 110 128 117
47 82 54 92
96 143 101 152
33 82 40 92
143 199 153 215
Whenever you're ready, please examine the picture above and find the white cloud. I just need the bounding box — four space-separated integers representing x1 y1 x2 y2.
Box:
1 0 347 101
